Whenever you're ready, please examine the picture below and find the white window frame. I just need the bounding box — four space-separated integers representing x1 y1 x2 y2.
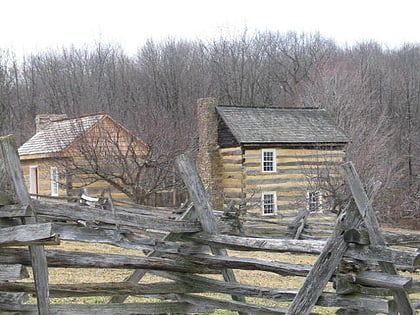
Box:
307 191 322 212
261 149 276 173
50 167 59 196
262 191 277 215
29 165 39 196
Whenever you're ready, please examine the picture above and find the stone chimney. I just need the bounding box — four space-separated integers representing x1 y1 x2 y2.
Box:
35 114 68 133
196 98 223 209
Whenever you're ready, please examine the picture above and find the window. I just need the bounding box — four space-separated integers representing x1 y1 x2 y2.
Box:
29 166 39 196
308 191 322 212
262 149 276 172
262 191 277 215
50 167 59 196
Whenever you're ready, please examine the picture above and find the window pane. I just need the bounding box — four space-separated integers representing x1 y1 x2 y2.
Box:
263 192 276 215
262 150 275 172
308 191 320 212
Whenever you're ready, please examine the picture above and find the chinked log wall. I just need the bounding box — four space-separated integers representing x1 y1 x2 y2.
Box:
217 145 345 239
0 135 419 315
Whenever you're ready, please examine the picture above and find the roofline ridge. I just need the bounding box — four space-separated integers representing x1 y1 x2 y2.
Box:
51 112 108 123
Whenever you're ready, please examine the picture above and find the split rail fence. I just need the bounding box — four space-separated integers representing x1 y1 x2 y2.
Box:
0 134 419 315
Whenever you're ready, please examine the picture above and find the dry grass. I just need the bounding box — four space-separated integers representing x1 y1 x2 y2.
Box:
22 241 419 315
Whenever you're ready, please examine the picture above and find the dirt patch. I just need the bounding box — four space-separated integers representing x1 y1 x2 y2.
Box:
393 218 420 231
383 218 420 232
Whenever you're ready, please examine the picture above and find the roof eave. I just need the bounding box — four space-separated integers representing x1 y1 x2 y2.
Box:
19 152 60 160
241 141 349 148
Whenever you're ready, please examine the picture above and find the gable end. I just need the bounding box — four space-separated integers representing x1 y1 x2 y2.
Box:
218 116 239 148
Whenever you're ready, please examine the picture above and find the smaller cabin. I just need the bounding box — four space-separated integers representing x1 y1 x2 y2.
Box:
196 98 350 222
18 113 147 201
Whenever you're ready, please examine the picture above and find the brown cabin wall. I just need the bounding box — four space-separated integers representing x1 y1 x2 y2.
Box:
20 159 67 198
63 116 147 157
20 158 130 201
60 115 147 201
19 114 148 203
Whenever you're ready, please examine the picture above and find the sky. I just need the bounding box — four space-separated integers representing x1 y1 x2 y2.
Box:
1 0 420 57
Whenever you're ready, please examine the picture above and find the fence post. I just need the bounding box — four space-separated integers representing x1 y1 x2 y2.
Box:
175 153 248 315
0 135 50 314
287 175 381 315
342 161 415 314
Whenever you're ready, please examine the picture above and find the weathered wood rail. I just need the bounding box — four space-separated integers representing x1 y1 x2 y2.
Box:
0 134 419 315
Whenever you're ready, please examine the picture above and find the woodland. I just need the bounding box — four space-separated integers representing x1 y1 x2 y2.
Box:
0 31 418 225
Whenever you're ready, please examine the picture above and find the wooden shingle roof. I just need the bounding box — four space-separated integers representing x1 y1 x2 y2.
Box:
18 114 105 156
216 106 349 144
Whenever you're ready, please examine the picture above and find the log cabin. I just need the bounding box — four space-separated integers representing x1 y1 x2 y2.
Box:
18 113 147 201
196 98 350 226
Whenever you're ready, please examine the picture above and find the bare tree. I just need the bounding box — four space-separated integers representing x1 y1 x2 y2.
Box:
53 118 185 205
262 31 334 106
298 43 419 223
297 149 348 214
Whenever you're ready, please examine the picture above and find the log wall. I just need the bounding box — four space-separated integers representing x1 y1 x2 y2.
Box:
219 146 345 236
20 158 129 201
242 147 345 214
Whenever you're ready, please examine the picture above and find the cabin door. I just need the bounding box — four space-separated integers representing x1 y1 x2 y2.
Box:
29 166 39 196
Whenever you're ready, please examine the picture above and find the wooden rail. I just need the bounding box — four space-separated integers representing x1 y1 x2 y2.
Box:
0 135 419 315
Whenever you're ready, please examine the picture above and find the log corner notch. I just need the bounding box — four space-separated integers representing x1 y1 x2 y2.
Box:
175 153 248 315
343 228 370 245
0 135 51 314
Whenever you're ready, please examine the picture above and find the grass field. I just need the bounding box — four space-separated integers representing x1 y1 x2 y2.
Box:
23 240 419 315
